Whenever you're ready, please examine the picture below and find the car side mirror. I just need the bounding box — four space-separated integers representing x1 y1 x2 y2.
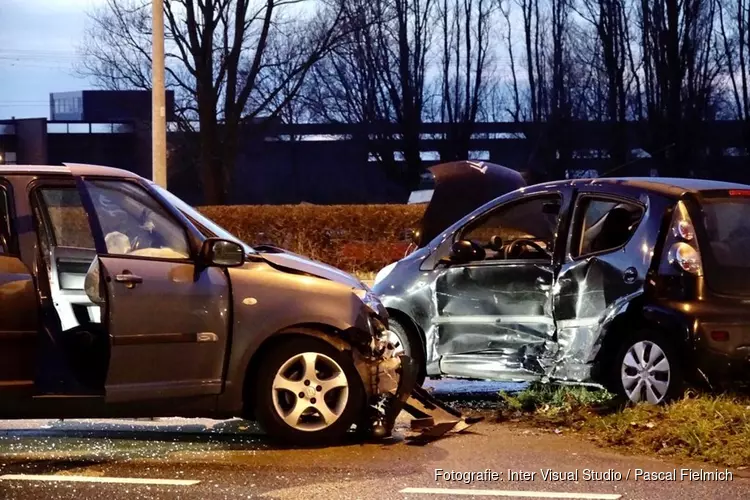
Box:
449 240 485 264
200 238 245 267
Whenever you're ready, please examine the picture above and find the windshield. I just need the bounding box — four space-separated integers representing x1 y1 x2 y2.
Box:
153 185 256 254
700 197 750 295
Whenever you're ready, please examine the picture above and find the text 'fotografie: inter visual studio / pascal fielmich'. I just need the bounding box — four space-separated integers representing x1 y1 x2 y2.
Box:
434 468 734 483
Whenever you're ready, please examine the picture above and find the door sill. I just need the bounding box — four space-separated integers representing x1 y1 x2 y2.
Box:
105 380 222 403
33 394 103 399
440 354 543 381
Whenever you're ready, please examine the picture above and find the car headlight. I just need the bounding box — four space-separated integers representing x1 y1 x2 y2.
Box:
373 261 398 286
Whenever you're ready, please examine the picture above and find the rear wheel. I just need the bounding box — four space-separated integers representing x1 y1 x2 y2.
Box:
388 316 426 386
254 336 364 446
610 330 683 404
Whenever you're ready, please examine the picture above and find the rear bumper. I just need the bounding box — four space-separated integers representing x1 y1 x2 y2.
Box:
647 299 750 386
671 302 750 384
694 320 750 382
694 349 750 385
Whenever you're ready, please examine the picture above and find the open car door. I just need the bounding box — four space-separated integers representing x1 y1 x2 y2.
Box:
76 177 232 402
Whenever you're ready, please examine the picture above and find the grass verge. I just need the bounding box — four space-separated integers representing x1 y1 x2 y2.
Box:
496 383 750 468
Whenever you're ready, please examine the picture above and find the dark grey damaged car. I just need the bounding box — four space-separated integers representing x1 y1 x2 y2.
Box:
374 161 750 404
1 163 471 446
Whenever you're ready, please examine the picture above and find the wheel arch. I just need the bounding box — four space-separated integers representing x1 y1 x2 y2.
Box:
386 308 426 355
240 324 360 419
592 303 693 381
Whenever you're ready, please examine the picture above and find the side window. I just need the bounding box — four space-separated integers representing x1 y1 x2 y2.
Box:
37 187 96 250
460 195 561 261
574 197 644 257
84 180 190 260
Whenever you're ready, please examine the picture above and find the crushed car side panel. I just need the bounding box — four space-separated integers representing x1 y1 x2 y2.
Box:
432 262 555 380
548 190 672 382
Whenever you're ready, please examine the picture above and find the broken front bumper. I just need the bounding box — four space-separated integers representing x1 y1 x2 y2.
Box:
361 330 482 442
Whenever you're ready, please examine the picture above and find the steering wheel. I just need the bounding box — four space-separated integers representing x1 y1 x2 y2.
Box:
130 232 155 252
504 238 551 259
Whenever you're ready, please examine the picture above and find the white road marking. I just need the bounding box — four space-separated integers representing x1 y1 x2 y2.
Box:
400 488 621 499
0 474 200 486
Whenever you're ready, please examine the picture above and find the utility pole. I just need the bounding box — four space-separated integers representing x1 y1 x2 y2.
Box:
152 0 167 188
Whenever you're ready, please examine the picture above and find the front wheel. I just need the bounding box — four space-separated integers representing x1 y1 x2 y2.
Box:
254 336 364 446
610 330 683 404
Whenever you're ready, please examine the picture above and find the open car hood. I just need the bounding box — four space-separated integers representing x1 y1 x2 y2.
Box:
418 161 526 247
255 246 365 289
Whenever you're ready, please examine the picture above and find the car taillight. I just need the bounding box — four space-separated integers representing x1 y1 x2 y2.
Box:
673 219 695 241
667 201 703 276
710 330 729 342
668 242 702 274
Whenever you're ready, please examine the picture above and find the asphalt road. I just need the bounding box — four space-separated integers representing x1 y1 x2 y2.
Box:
0 381 746 500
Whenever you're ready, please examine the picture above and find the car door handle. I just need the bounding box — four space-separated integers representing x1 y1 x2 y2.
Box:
115 272 143 287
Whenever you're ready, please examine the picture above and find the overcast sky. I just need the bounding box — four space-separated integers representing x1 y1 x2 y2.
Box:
0 0 103 119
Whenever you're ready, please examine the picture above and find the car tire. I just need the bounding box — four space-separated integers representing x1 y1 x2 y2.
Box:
610 330 683 404
254 336 364 446
388 316 426 386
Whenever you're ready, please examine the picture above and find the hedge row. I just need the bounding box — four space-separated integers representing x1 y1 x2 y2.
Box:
199 204 426 273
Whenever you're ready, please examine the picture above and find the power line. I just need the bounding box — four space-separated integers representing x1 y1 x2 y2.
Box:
0 49 79 55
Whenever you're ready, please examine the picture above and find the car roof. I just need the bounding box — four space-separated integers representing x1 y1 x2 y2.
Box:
532 177 750 197
0 163 140 179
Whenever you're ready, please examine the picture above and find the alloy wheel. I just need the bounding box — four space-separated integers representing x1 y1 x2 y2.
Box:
271 352 349 432
620 340 671 404
386 329 408 356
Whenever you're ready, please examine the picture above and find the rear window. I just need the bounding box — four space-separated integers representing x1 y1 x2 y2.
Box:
701 197 750 294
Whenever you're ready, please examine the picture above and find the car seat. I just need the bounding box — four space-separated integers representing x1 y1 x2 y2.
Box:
589 205 638 253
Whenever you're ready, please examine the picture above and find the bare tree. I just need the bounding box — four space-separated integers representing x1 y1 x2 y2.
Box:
435 0 496 161
577 0 631 165
514 0 576 178
719 0 750 136
377 0 435 188
635 0 722 175
301 0 434 190
498 0 522 120
79 0 347 204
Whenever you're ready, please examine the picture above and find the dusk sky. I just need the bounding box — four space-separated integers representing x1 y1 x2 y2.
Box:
0 0 104 119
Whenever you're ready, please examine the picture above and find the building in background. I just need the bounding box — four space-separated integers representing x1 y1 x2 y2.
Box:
4 90 748 204
0 90 176 182
49 90 175 123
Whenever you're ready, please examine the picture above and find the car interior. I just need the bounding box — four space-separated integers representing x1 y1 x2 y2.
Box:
459 197 560 262
31 191 106 393
31 182 191 393
576 200 643 257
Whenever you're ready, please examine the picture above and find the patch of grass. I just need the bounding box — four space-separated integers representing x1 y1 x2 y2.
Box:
497 384 750 468
500 382 616 413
